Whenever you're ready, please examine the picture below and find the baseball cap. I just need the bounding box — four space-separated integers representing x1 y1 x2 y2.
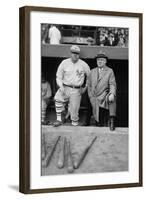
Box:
70 45 80 54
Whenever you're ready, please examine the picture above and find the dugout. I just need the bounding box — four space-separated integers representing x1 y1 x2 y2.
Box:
41 45 128 127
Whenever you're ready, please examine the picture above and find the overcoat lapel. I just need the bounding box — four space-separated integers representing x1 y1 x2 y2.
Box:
91 68 98 89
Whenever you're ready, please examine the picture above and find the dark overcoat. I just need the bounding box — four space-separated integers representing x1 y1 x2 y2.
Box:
87 66 116 121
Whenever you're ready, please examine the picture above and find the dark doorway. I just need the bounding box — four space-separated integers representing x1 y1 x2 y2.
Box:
42 57 128 127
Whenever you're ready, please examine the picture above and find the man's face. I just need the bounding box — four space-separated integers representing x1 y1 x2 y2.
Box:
96 57 107 68
70 52 80 63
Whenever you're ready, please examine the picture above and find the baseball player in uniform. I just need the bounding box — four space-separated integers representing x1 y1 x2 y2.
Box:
87 52 116 131
48 25 61 44
53 45 90 127
41 78 52 125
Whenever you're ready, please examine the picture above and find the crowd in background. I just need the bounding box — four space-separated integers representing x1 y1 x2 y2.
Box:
41 24 128 47
96 27 128 47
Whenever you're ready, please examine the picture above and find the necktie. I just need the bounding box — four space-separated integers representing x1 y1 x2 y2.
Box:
99 68 103 73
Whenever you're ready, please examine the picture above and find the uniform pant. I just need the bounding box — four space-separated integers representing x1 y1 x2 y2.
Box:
54 86 81 122
42 99 47 122
89 96 116 122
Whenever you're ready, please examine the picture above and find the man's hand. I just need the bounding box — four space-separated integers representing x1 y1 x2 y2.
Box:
60 86 65 94
108 93 115 103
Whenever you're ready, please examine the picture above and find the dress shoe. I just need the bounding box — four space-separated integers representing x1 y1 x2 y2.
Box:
42 119 52 125
95 121 103 127
53 120 63 127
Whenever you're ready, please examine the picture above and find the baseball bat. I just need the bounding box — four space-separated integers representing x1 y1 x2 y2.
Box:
41 134 46 160
66 139 74 173
57 136 66 168
73 136 97 169
42 136 60 168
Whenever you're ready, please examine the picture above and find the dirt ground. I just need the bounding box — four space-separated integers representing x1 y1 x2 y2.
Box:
41 126 128 176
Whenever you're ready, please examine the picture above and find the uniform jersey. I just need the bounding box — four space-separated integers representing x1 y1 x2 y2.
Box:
56 58 90 87
48 26 61 44
42 81 52 99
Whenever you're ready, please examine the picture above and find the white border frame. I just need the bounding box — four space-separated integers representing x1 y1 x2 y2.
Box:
29 10 140 190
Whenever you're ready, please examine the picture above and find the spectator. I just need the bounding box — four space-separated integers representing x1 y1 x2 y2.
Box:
106 33 117 46
117 34 126 47
41 24 49 44
97 31 108 46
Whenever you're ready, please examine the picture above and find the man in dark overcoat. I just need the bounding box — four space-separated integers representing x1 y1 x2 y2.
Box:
87 52 116 131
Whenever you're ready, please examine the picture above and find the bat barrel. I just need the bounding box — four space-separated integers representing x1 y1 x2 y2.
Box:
57 136 66 168
42 136 60 168
66 140 74 173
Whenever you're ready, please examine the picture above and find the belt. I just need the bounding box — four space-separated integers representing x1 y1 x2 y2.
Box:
63 84 81 89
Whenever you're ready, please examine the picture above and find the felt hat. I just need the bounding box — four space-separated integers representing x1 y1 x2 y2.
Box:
95 51 108 60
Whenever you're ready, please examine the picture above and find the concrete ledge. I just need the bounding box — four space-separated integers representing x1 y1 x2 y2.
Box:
42 125 128 135
42 44 128 60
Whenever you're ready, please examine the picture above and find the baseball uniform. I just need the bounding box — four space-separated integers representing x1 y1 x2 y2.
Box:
54 57 90 125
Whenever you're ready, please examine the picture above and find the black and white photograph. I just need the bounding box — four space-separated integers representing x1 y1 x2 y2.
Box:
19 6 142 193
41 23 129 176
